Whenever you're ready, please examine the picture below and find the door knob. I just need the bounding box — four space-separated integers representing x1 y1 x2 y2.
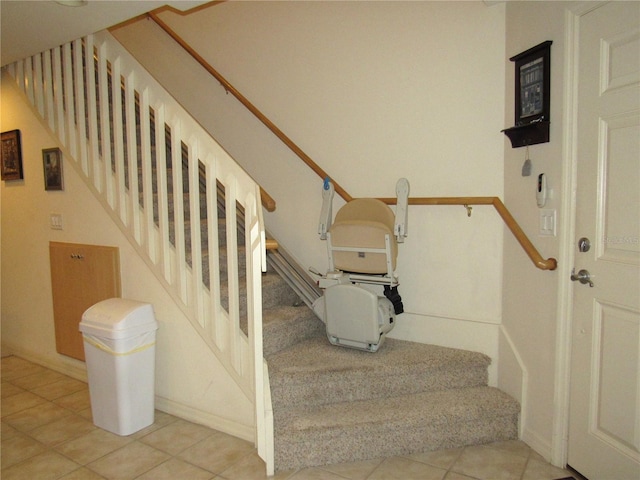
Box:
571 268 594 287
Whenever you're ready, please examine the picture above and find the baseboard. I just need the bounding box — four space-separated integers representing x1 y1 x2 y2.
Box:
1 341 88 382
154 395 255 443
497 326 528 439
522 425 553 463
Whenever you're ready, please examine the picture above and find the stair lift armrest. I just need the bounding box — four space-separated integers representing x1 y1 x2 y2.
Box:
318 178 335 240
394 178 410 242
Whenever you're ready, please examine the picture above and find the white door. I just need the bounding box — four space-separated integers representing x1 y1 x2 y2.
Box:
568 2 640 479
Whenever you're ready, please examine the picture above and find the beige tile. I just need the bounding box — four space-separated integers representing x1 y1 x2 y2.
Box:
527 448 548 463
218 451 292 480
54 388 92 412
1 430 46 468
1 420 20 440
444 472 479 480
87 441 170 480
136 458 216 479
289 467 354 479
405 448 464 470
367 456 447 480
55 428 134 465
9 368 67 390
29 413 96 446
128 409 178 438
178 430 254 474
522 458 574 480
1 382 25 398
485 439 532 459
3 400 73 432
1 450 80 480
31 377 87 400
59 467 108 479
1 391 48 416
1 356 46 381
319 456 385 480
451 445 528 480
139 418 215 455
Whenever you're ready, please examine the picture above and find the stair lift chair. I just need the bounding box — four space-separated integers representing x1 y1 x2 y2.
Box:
312 178 410 352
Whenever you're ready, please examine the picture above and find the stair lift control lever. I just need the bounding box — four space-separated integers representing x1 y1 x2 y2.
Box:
318 178 335 240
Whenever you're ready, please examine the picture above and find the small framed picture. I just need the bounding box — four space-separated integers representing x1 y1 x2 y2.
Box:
511 40 552 126
43 148 64 191
1 130 24 181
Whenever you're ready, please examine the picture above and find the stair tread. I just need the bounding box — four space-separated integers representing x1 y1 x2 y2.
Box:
263 304 319 327
268 335 490 379
278 386 518 435
262 305 324 357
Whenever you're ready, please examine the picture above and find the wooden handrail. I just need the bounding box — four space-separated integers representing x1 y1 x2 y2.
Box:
146 10 556 271
260 187 276 213
377 196 557 271
265 238 279 251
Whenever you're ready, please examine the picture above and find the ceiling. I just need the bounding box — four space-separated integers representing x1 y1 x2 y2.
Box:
1 1 210 67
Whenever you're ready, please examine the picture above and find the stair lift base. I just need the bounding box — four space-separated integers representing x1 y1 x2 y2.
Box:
313 276 395 353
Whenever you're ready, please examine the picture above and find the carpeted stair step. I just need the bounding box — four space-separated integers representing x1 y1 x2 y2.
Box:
151 192 209 223
215 217 245 248
217 246 247 276
267 336 491 410
222 272 302 321
274 385 519 471
263 305 325 357
174 219 209 250
182 245 248 290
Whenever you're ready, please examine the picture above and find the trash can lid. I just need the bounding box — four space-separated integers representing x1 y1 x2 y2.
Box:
80 298 158 339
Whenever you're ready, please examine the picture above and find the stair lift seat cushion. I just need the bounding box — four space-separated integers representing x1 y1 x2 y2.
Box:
329 198 398 274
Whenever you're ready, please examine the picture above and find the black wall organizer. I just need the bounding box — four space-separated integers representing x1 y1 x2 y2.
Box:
502 41 552 148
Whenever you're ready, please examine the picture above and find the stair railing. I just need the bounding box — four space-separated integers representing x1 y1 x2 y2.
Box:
147 9 557 272
4 29 270 444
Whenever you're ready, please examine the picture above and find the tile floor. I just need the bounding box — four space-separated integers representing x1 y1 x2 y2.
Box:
1 355 578 480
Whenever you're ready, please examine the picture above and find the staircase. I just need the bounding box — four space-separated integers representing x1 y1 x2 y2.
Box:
257 286 519 471
5 30 520 475
219 202 520 472
214 198 519 472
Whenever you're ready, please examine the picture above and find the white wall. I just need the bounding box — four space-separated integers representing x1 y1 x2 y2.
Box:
500 1 572 461
0 73 254 441
112 1 507 379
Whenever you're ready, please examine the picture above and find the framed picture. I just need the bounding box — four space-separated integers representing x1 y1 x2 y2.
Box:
1 130 24 181
43 148 64 191
511 40 552 126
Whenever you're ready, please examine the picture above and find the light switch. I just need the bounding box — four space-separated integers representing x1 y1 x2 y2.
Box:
539 209 556 236
50 213 63 230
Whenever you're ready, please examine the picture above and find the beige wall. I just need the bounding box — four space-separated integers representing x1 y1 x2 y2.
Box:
500 1 573 461
112 0 508 380
0 73 254 440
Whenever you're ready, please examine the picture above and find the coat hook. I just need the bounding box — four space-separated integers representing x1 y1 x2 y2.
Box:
464 204 472 217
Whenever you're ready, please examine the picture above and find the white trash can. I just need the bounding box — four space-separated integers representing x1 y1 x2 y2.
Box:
80 298 158 436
